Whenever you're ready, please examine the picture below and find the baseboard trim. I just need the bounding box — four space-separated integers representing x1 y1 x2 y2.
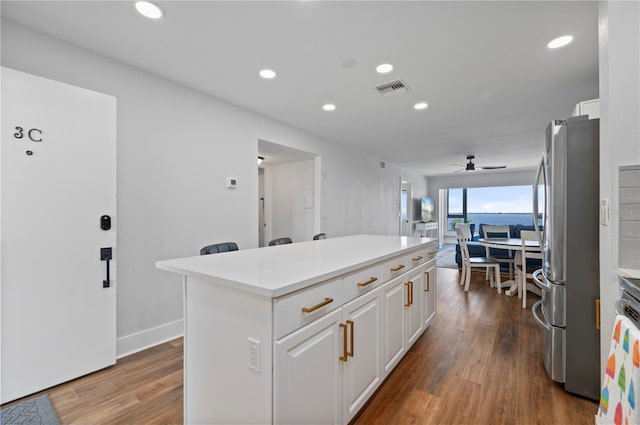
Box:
116 319 184 359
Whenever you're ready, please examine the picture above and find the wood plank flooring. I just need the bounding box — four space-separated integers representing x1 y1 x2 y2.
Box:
2 268 598 424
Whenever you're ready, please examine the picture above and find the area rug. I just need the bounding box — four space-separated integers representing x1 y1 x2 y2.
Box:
0 394 61 425
436 244 458 269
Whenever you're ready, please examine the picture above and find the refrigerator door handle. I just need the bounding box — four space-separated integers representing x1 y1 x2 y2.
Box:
533 269 548 291
532 300 550 330
532 153 546 248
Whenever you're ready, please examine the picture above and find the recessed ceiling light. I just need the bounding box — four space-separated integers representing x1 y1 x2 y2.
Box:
376 63 394 74
414 102 428 110
135 1 164 19
322 104 336 111
547 35 573 49
259 69 277 79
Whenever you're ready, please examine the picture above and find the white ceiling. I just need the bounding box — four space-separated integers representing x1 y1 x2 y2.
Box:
1 1 599 176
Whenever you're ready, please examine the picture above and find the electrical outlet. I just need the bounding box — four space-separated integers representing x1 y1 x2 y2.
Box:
248 338 261 373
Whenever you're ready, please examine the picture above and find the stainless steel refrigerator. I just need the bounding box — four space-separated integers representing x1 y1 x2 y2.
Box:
531 115 600 401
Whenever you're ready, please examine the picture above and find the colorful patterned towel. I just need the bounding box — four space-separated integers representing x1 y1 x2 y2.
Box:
596 315 640 425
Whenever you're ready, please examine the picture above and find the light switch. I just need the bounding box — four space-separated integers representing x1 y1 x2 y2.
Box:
600 199 609 226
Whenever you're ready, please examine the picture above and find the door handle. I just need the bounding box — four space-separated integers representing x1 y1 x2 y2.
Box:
101 247 112 288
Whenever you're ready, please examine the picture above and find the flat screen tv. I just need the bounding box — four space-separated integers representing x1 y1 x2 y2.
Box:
421 197 434 222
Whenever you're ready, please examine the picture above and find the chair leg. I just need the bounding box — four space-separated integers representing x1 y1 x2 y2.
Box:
464 266 471 291
488 267 495 287
459 265 465 286
522 274 527 309
495 265 501 294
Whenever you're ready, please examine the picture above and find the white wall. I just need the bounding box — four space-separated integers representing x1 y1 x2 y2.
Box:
598 1 640 373
1 19 428 355
268 159 315 243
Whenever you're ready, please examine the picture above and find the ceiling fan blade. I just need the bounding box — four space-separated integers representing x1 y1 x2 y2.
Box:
451 163 465 167
479 165 507 170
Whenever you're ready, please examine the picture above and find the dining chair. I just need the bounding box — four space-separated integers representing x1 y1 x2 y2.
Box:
456 226 502 292
200 241 239 255
482 225 515 280
269 237 293 246
518 230 543 308
313 233 327 240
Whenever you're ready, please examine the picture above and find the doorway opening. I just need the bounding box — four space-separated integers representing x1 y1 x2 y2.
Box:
257 140 320 247
399 178 413 236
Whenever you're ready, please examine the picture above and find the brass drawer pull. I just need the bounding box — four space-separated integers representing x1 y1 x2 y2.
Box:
405 282 411 307
409 281 414 305
339 322 348 362
347 320 354 358
301 297 333 313
412 255 424 262
425 272 430 292
357 277 378 287
391 264 405 272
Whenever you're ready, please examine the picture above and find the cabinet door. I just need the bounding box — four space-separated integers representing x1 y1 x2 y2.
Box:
342 289 382 423
274 308 342 425
423 259 437 327
382 275 407 377
405 266 424 347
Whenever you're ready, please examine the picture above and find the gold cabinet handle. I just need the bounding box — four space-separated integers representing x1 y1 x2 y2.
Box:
405 282 411 307
347 320 354 358
409 280 414 305
357 277 378 287
412 255 424 262
339 322 348 362
301 297 333 313
391 264 405 272
424 272 430 292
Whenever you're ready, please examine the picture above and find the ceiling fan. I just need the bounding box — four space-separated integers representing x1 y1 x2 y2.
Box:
453 155 507 172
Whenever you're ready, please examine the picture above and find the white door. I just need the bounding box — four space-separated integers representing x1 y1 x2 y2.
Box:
1 68 117 403
342 289 382 423
274 308 342 425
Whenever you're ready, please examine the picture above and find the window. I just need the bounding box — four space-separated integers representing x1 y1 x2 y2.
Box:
447 185 544 234
446 188 466 231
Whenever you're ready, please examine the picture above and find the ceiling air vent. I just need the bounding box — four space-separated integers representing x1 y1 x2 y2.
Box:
375 80 409 96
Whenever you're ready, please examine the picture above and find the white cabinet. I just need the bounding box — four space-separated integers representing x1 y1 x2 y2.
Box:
382 275 407 377
274 309 343 425
342 288 383 423
405 265 424 347
423 258 437 327
275 284 384 425
158 236 438 425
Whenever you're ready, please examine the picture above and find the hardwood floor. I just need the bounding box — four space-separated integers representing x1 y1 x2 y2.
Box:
2 268 598 424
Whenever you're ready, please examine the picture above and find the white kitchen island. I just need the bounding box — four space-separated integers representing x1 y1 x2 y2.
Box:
157 234 438 425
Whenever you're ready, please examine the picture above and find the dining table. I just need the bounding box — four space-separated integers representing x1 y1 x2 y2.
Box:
478 237 541 304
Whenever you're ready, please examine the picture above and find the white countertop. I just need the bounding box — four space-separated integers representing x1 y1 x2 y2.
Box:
156 234 436 298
